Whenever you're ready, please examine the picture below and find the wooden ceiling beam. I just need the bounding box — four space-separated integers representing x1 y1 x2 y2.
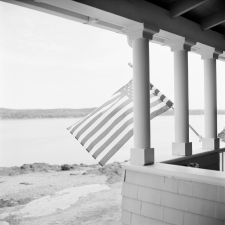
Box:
201 8 225 30
170 0 209 18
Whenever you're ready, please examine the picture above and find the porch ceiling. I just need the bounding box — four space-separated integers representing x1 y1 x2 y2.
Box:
145 0 225 35
2 0 225 55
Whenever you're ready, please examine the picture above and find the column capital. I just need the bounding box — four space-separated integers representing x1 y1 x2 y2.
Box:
194 43 223 59
124 23 159 47
168 38 196 52
201 48 223 60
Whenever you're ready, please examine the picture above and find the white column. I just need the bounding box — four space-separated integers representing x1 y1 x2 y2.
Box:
170 40 194 156
204 58 217 138
133 38 150 149
127 23 159 165
202 55 220 149
174 50 189 143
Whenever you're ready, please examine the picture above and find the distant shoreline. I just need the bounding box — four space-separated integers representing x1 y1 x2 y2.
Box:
0 108 225 119
0 108 95 119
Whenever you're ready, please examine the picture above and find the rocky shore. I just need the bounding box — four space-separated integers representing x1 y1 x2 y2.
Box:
0 161 126 225
0 161 125 183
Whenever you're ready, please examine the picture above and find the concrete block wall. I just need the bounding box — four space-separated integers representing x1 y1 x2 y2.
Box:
121 168 225 225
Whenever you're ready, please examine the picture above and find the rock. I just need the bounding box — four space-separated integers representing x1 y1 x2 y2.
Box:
0 221 10 225
82 172 87 175
31 163 60 172
61 164 72 171
20 182 33 185
0 199 16 208
20 163 61 173
20 164 32 172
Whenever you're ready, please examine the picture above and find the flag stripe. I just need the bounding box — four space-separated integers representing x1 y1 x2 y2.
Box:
150 105 170 120
72 94 122 136
150 93 156 98
92 117 133 158
150 99 162 108
85 107 133 151
76 97 129 139
98 130 133 166
82 104 133 149
77 97 131 141
150 95 160 103
96 123 133 160
69 93 121 134
80 99 132 145
88 113 134 155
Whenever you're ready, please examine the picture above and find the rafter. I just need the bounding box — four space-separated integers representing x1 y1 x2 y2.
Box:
201 9 225 30
170 0 209 18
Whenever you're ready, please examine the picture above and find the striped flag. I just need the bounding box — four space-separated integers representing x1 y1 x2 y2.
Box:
67 80 173 166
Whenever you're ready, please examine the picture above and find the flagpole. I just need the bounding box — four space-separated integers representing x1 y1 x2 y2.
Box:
128 63 203 142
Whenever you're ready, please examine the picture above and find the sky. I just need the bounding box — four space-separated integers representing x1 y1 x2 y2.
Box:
0 1 224 110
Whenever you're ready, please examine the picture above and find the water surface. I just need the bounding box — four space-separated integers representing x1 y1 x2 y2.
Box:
0 116 224 167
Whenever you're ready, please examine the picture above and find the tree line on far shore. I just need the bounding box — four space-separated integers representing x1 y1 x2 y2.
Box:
0 108 225 119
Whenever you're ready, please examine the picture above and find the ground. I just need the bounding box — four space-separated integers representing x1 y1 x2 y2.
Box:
0 163 124 225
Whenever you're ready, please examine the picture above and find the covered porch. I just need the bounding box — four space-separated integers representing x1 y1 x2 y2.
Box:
3 0 225 224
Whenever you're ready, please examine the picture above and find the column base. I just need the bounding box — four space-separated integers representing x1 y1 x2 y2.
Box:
202 138 220 149
130 148 154 166
172 142 192 156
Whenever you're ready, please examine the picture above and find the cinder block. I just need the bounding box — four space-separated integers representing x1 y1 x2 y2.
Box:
164 207 184 225
218 186 225 204
122 182 138 199
215 202 225 220
131 213 171 225
178 180 193 196
161 191 189 211
184 212 199 225
201 199 216 218
141 202 164 221
164 177 179 193
126 170 164 190
188 197 202 215
193 182 218 201
121 210 132 225
138 186 161 204
198 215 224 225
122 196 142 214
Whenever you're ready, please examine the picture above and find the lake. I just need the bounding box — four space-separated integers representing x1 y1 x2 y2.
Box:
0 115 224 167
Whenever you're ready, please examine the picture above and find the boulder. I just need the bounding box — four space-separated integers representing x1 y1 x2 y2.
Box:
61 164 72 171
